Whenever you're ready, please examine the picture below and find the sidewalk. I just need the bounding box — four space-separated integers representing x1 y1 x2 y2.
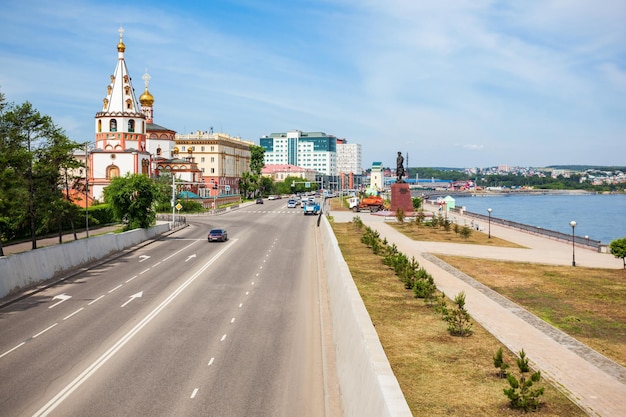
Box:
331 208 626 417
0 225 123 257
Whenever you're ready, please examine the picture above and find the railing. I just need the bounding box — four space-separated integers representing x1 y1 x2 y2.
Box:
457 209 603 250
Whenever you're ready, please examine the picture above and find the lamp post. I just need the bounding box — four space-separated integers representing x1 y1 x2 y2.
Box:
487 208 492 239
570 220 577 267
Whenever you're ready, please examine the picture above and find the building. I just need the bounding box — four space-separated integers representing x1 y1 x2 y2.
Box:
88 27 151 201
259 130 337 176
85 27 206 202
175 131 254 196
261 164 317 182
369 162 384 192
336 140 362 175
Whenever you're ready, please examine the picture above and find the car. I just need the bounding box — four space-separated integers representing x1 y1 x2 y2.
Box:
287 199 297 208
256 198 263 204
208 228 228 242
268 195 277 200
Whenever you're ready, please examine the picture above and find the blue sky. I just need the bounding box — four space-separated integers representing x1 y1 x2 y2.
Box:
1 0 625 169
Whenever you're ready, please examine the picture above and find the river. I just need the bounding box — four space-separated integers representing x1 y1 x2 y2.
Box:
435 193 626 244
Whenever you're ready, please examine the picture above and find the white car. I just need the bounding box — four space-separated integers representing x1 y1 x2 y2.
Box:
268 195 277 200
287 199 297 208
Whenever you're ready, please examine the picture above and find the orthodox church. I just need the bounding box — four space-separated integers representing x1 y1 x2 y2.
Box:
87 27 202 202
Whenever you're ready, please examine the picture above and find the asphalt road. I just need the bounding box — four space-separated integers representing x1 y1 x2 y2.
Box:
0 200 339 416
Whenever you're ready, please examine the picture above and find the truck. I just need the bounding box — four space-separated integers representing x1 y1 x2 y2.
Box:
303 201 321 215
348 195 385 213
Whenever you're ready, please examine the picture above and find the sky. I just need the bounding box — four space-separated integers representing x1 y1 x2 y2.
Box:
1 0 625 170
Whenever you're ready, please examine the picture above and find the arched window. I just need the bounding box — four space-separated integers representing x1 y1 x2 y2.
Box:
98 120 102 133
156 147 162 156
126 99 132 110
142 159 150 175
110 119 117 132
106 165 120 179
128 120 135 132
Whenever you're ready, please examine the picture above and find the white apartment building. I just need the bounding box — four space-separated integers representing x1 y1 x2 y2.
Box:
259 130 337 176
337 142 362 174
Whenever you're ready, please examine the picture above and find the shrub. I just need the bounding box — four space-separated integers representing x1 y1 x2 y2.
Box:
493 347 510 378
441 291 473 336
503 349 545 412
459 225 473 240
396 207 405 223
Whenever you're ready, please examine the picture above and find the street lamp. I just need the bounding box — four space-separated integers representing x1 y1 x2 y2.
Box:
487 208 492 239
570 220 577 267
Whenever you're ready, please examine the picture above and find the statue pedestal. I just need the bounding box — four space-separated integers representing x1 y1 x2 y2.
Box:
390 183 413 214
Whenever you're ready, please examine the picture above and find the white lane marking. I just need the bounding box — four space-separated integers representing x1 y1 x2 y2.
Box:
120 291 143 308
239 303 243 308
251 282 255 286
88 295 105 305
208 357 214 366
33 323 59 338
220 334 227 342
49 294 71 309
32 239 238 417
63 308 84 321
139 255 150 262
185 254 196 262
139 268 150 275
190 388 198 399
245 291 249 295
0 342 25 359
108 285 123 293
161 240 200 263
153 261 162 267
230 318 235 323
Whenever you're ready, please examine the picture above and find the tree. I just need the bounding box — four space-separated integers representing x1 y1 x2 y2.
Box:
249 144 265 196
103 174 159 230
609 238 626 269
1 100 74 249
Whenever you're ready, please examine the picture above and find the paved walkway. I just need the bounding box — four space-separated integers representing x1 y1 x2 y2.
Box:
331 208 626 417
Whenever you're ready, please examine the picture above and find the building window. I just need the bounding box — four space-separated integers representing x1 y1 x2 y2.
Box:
128 120 135 132
201 157 205 162
156 147 162 156
98 120 102 133
110 119 117 132
211 157 215 162
211 168 215 173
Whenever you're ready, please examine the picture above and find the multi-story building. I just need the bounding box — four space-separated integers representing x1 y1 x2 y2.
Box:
336 140 362 175
175 131 254 196
259 130 337 176
261 164 317 183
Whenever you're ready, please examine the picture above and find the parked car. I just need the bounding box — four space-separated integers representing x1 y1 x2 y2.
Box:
208 228 228 242
268 195 278 200
256 198 264 204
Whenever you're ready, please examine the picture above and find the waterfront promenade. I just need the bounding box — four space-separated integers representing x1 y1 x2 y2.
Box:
330 206 626 417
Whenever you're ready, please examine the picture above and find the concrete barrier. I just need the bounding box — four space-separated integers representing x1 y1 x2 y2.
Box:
0 224 170 299
320 216 412 417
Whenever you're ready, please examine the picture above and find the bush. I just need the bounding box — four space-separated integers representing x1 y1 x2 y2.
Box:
459 225 473 240
396 207 406 223
493 347 510 378
441 291 473 336
503 349 545 412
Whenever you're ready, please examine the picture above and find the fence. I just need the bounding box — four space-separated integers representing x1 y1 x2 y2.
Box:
455 208 605 251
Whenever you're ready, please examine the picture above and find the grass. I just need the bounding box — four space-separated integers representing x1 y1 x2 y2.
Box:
331 220 587 417
390 221 526 247
435 255 626 367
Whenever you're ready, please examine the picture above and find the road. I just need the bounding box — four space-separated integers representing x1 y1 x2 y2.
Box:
0 199 339 416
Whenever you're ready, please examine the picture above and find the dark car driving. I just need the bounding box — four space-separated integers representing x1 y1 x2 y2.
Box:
208 228 228 242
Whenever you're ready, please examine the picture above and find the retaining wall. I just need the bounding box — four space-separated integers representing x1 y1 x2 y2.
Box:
320 216 412 417
0 223 170 299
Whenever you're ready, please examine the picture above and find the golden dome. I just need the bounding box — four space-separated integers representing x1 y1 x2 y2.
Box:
139 88 154 106
117 40 126 52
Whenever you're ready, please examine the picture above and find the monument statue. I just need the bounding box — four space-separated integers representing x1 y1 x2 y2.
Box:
396 151 405 183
